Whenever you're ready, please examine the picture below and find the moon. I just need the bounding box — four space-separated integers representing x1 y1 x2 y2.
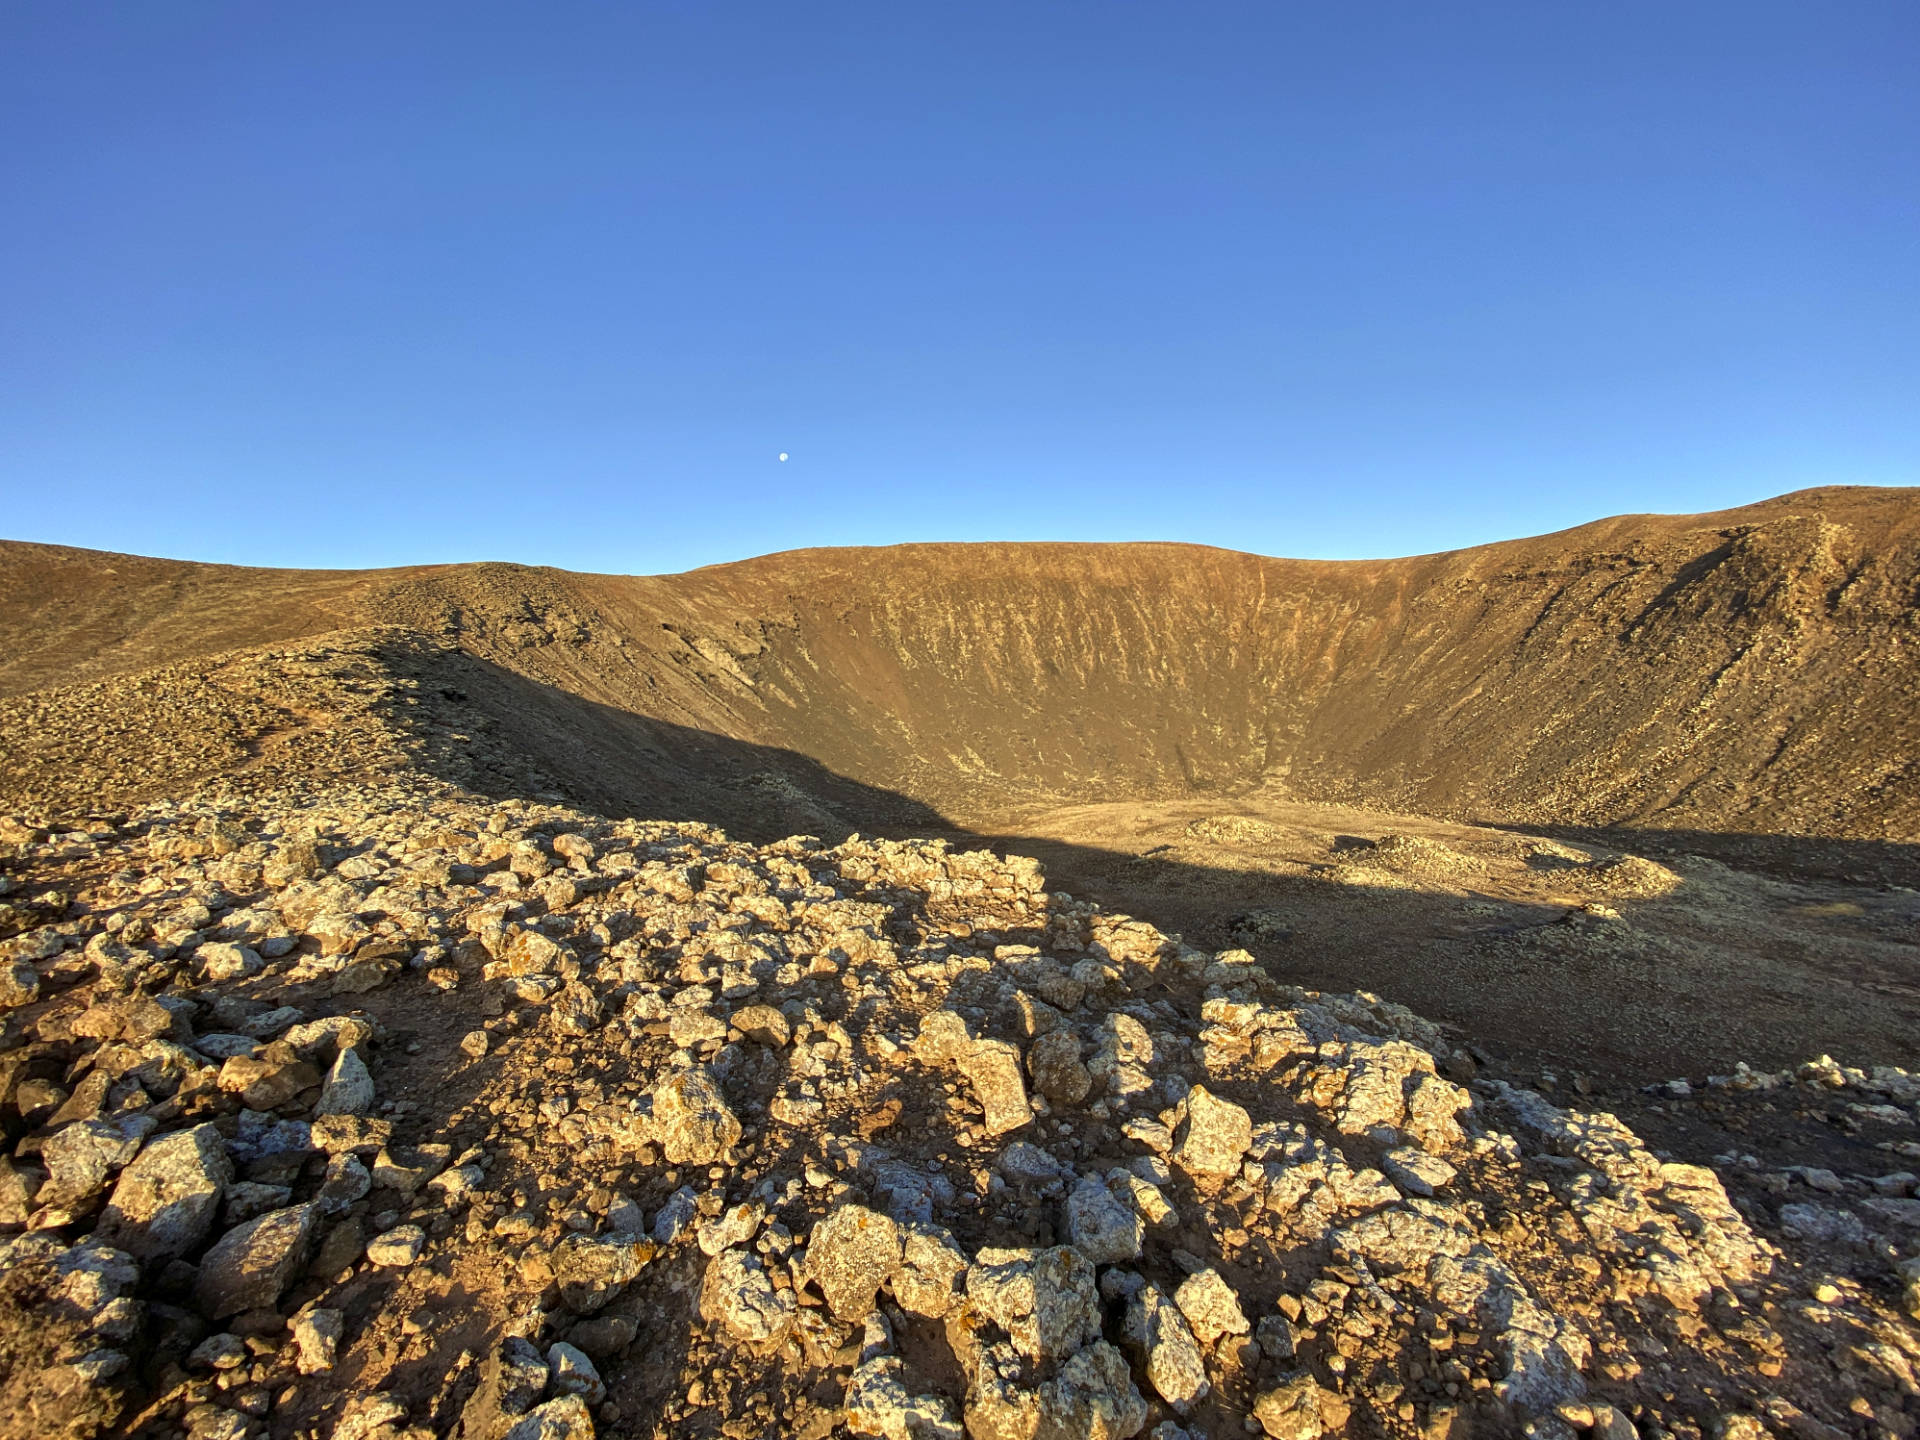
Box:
778 452 789 462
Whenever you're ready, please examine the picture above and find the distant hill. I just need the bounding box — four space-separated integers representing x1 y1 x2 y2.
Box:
3 485 1916 843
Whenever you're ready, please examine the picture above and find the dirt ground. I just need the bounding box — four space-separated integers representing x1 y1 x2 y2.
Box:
936 795 1920 1161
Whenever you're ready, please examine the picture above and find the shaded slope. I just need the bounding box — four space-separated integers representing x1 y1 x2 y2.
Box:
2 485 1916 841
0 629 949 843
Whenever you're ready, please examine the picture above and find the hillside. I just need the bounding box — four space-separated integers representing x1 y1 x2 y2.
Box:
3 486 1917 848
4 488 1920 1440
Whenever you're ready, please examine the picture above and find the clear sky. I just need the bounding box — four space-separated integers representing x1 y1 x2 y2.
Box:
2 4 1915 574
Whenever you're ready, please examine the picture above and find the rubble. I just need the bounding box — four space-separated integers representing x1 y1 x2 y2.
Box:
0 785 1912 1440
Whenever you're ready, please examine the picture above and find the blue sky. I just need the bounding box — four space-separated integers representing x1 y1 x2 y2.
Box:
2 3 1914 573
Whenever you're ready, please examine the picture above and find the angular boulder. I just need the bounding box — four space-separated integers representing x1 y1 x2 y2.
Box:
651 1067 742 1165
95 1122 233 1261
1027 1030 1093 1106
1124 1283 1208 1413
806 1204 902 1320
1064 1174 1143 1265
500 1394 596 1440
700 1247 797 1346
845 1354 964 1440
1173 1268 1248 1347
893 1222 968 1319
1253 1374 1350 1440
553 1232 655 1313
313 1047 375 1117
41 1117 150 1204
957 1041 1032 1136
963 1246 1102 1366
1172 1086 1252 1182
195 1202 322 1317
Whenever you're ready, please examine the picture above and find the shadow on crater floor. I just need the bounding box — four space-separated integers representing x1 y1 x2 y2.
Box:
372 640 1920 1098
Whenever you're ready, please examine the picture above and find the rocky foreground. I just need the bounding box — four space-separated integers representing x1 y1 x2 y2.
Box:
1 788 1917 1440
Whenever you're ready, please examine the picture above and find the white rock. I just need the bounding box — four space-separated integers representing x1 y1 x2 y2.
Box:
1173 1268 1248 1346
1125 1283 1209 1413
651 1185 698 1245
314 1047 375 1116
41 1117 151 1203
1035 1341 1148 1440
963 1246 1102 1366
1108 1168 1176 1229
1171 1086 1252 1182
500 1394 595 1440
996 1141 1068 1184
95 1122 232 1260
845 1354 965 1440
188 1332 248 1370
366 1224 426 1267
700 1247 796 1346
192 1034 264 1060
1254 1374 1350 1440
553 1231 654 1313
292 1307 343 1373
0 961 40 1009
1383 1146 1457 1197
958 1041 1033 1136
197 942 263 982
195 1202 322 1317
497 1335 551 1415
696 1200 766 1257
806 1203 902 1320
605 1193 646 1235
892 1222 967 1319
650 1068 741 1164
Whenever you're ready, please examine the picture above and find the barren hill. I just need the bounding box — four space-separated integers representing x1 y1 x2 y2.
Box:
4 489 1920 1440
4 485 1918 847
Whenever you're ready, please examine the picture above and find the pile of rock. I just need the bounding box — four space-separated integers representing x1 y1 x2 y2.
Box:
0 792 1915 1440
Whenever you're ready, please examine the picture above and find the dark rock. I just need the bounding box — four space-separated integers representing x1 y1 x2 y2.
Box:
194 1202 321 1318
96 1122 233 1261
